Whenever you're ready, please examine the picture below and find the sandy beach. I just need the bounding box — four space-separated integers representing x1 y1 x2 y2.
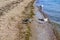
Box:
0 0 60 40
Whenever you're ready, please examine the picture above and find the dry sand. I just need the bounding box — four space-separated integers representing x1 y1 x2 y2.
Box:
0 0 33 40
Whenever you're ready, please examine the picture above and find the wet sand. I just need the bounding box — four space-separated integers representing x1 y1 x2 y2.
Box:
29 3 57 40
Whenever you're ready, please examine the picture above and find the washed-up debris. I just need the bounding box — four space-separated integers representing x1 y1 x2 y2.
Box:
22 18 32 24
38 19 44 21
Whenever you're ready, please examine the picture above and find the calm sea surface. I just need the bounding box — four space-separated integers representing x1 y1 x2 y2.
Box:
35 0 60 24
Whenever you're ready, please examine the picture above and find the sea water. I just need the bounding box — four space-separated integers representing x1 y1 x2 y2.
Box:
35 0 60 24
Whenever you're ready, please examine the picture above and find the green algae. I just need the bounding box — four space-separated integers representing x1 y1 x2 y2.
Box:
20 0 35 40
25 25 31 40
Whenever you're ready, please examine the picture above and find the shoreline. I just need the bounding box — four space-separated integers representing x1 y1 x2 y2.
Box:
34 0 60 25
34 5 60 25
